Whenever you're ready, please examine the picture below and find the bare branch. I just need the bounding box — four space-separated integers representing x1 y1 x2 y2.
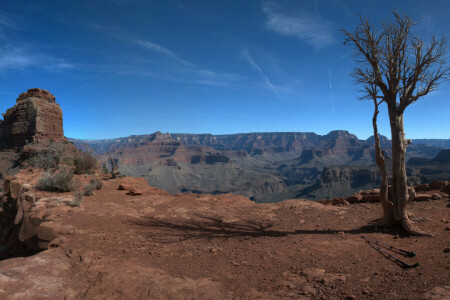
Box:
343 12 448 112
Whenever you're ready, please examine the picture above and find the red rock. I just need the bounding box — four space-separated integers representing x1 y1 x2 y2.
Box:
127 188 143 196
346 193 363 203
118 184 133 191
0 249 77 300
361 194 380 203
412 194 432 202
0 88 64 148
414 184 429 192
37 222 59 243
332 197 350 206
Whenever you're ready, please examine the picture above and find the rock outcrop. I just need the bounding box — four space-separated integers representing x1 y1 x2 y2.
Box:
0 88 64 148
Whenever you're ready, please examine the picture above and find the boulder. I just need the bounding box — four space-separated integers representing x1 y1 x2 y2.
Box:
414 184 429 192
346 193 363 204
118 184 134 191
127 188 143 196
412 194 431 202
37 222 59 243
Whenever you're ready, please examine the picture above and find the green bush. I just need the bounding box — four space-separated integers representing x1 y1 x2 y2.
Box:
74 151 98 175
36 168 79 192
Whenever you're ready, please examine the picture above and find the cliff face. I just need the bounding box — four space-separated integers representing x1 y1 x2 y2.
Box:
171 132 322 153
295 165 381 200
406 149 450 185
0 88 64 148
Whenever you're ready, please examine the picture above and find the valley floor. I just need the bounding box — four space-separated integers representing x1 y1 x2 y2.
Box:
1 176 449 299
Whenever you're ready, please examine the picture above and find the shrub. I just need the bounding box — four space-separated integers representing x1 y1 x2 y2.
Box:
102 163 109 175
69 191 83 207
82 178 103 196
28 141 73 171
36 168 79 192
74 151 98 175
83 183 96 196
89 178 103 190
29 153 58 170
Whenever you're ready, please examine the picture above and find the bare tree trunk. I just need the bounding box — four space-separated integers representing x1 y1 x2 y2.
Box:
388 105 432 236
372 102 391 225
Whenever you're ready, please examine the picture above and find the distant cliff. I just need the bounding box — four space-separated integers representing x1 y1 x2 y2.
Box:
71 131 449 202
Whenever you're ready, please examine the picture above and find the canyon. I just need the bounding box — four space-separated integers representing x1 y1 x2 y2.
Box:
73 131 450 202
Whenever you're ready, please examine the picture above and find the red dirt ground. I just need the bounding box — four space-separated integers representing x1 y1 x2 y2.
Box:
1 175 449 299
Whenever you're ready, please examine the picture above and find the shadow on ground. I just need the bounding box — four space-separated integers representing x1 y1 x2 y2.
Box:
129 214 378 244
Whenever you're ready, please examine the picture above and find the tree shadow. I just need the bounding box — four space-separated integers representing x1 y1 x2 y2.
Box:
129 214 379 244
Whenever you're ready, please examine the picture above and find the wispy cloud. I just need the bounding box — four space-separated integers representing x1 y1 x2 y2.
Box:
88 23 241 88
0 10 74 73
134 39 193 67
241 48 278 95
0 45 74 73
0 11 17 40
262 2 334 49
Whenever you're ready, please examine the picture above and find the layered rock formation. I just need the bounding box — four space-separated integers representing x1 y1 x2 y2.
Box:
72 130 449 201
0 89 78 188
0 88 64 148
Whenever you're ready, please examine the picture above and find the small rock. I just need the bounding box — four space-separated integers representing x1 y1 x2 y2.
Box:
127 188 143 196
118 184 133 191
444 248 450 253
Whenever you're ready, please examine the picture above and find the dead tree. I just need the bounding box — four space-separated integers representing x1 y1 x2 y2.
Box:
107 152 120 179
361 84 390 226
343 12 449 236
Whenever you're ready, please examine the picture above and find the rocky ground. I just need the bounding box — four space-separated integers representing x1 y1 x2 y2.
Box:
0 172 449 299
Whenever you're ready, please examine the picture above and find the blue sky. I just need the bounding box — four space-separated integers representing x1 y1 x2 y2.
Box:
0 0 449 139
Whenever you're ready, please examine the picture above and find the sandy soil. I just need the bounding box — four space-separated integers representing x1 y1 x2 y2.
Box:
38 176 449 299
